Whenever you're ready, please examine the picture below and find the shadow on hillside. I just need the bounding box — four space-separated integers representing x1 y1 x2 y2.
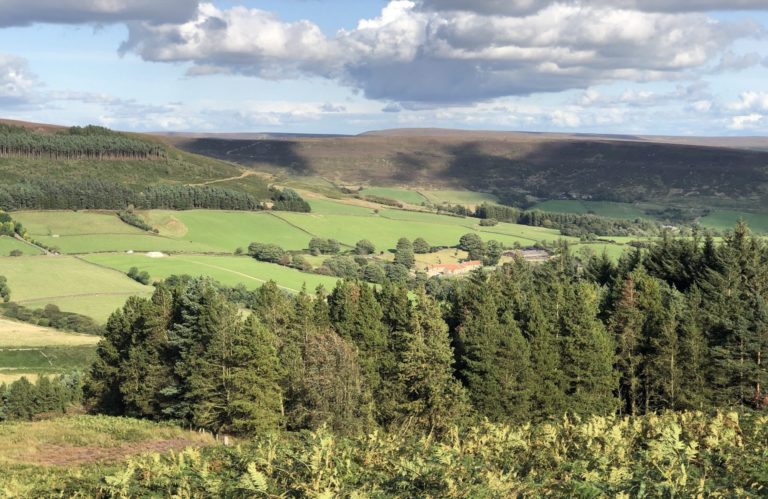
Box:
391 152 431 182
441 139 768 200
182 138 313 174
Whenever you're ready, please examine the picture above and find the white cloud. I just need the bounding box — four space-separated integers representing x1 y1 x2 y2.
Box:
0 54 39 106
728 113 764 130
726 91 768 113
119 1 761 105
0 0 198 27
418 0 768 14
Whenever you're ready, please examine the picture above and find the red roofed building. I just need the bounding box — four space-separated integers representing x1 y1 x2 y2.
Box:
426 260 482 277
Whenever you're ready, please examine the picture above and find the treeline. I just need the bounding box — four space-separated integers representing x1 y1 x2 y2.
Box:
117 210 157 232
271 188 311 213
0 124 164 160
475 203 659 237
0 210 26 238
0 373 82 421
0 303 103 335
85 222 768 439
0 276 9 303
0 180 263 211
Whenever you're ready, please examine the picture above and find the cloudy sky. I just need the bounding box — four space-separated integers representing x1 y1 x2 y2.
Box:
1 0 767 135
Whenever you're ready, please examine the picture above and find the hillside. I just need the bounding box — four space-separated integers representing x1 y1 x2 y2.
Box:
166 129 768 210
0 120 270 199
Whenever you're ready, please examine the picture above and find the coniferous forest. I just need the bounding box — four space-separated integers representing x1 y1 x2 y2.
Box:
0 221 750 495
85 223 768 435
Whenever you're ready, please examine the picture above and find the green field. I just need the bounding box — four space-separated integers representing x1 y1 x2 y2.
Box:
0 236 43 256
359 187 428 205
0 256 152 322
83 254 341 293
699 209 768 233
0 345 95 374
421 190 498 206
531 200 650 219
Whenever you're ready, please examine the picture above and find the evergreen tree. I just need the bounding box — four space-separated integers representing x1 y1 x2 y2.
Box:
559 282 618 416
394 238 415 268
5 377 36 420
452 272 532 423
397 291 470 436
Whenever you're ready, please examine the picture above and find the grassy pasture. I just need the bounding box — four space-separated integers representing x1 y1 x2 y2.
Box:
421 190 498 207
83 254 341 293
359 187 428 205
0 345 95 373
699 209 768 233
14 211 144 236
531 200 649 220
0 318 99 348
0 256 152 322
276 209 569 251
307 198 382 216
0 236 43 256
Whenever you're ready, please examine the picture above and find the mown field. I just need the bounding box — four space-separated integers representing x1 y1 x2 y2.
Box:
0 318 99 348
0 318 99 383
0 256 153 322
421 189 498 207
531 200 650 219
359 187 428 205
0 236 42 256
83 254 341 293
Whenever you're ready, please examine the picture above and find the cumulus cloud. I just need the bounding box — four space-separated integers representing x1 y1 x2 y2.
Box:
120 1 761 105
712 51 763 72
0 0 199 27
418 0 768 14
0 54 39 106
120 3 340 79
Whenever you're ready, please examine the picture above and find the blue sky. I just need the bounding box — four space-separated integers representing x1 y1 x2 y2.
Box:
1 1 767 135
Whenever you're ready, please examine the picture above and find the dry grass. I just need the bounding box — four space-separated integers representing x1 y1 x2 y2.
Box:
0 415 215 467
0 318 100 348
0 372 40 384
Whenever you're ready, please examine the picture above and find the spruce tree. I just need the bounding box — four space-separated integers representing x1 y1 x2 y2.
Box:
397 291 470 435
452 272 532 423
559 282 618 416
394 237 415 268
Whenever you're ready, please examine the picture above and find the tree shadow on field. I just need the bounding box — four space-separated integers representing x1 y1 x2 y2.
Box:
182 138 313 174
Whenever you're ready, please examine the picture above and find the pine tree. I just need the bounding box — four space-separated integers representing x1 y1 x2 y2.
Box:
609 274 645 415
452 272 532 423
523 294 566 419
397 291 470 436
5 377 36 420
394 237 415 268
678 288 710 409
559 282 618 416
228 316 284 435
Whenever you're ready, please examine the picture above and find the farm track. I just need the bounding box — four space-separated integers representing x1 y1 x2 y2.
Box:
192 170 259 186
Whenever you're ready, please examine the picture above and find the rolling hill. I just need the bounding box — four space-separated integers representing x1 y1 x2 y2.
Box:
0 119 270 199
165 128 768 211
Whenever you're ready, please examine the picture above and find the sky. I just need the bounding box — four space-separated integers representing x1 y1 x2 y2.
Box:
1 0 768 135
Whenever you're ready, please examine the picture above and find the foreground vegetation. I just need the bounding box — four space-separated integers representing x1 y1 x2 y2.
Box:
1 411 766 497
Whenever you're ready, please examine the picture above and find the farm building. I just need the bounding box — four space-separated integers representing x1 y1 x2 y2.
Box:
503 249 551 262
426 260 482 277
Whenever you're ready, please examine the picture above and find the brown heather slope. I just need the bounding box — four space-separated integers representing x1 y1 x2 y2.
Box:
164 129 768 208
